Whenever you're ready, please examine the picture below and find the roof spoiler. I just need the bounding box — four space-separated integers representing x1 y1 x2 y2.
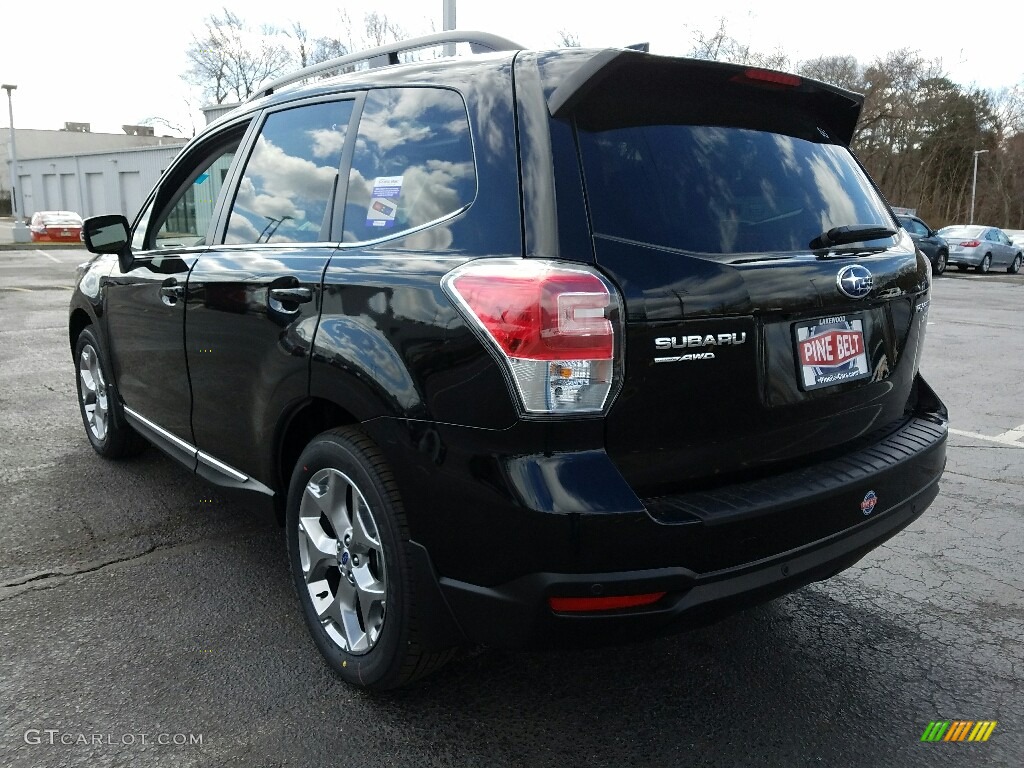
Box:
546 50 865 146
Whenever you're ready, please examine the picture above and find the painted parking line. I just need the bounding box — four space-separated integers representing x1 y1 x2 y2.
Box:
950 423 1024 448
35 249 62 264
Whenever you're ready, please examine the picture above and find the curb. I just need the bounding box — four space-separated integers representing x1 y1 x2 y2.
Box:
0 243 87 252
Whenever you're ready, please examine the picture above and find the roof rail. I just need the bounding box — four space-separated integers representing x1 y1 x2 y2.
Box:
251 31 524 101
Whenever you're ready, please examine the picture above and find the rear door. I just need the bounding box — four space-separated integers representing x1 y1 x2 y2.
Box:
993 229 1015 267
185 97 358 489
563 57 930 497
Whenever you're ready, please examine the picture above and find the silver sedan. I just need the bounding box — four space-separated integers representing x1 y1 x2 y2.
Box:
938 225 1023 274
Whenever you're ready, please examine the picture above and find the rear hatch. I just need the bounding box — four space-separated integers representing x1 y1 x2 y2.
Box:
545 51 931 498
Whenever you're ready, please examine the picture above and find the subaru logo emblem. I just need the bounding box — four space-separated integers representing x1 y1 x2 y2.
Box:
837 265 873 299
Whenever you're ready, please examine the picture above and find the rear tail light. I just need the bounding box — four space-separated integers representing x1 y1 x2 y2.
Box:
443 259 623 415
548 592 666 612
959 240 980 247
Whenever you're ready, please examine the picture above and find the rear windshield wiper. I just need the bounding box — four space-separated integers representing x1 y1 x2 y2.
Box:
810 225 897 250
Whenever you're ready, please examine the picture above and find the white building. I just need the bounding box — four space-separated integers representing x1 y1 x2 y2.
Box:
2 127 187 218
10 144 187 222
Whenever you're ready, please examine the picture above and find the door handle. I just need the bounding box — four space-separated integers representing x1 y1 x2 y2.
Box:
269 287 312 304
160 284 184 305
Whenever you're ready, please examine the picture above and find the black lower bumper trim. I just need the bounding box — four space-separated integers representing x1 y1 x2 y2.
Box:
437 478 939 649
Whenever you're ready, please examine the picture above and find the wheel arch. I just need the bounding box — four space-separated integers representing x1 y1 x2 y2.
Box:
69 307 93 353
273 396 361 524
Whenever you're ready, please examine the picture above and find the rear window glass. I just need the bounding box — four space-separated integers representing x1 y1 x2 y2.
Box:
939 226 981 239
578 125 892 255
41 212 83 225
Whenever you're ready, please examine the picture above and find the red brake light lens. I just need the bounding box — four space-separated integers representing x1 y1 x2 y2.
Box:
732 68 802 88
443 260 623 415
448 271 613 360
548 592 667 612
959 240 980 247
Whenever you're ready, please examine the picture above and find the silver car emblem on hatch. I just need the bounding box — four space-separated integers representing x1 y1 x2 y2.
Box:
837 265 873 299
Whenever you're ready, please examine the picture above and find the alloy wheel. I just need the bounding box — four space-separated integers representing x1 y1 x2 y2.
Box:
297 468 387 654
78 344 109 442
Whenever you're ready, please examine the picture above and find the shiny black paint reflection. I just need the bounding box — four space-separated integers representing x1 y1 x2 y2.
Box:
311 252 519 429
186 248 332 484
101 251 198 444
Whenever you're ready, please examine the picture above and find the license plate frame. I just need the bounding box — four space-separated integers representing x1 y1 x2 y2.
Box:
793 312 871 391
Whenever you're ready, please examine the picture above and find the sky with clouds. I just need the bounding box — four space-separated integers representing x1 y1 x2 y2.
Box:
2 0 1021 136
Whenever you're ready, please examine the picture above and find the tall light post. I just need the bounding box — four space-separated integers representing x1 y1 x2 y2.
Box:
2 83 31 243
970 149 989 225
442 0 456 57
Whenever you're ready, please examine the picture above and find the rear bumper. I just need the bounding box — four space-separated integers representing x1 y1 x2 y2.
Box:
947 250 982 265
367 377 947 651
432 475 938 648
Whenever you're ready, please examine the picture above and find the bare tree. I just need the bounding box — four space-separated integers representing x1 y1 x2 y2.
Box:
183 8 292 104
557 29 581 48
363 10 405 47
287 20 347 71
688 18 789 70
798 55 862 92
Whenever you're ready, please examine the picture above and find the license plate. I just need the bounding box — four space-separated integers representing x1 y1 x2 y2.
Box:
794 313 871 390
61 230 71 236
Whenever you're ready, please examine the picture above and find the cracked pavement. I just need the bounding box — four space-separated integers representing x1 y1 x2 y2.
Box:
1 251 1021 767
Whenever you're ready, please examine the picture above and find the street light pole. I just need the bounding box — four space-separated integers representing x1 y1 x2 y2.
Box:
970 149 989 225
442 0 456 57
2 83 31 243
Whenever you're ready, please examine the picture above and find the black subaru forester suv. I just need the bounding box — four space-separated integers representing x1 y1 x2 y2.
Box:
70 32 948 689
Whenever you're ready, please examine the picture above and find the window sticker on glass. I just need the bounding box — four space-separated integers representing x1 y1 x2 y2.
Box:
366 176 404 228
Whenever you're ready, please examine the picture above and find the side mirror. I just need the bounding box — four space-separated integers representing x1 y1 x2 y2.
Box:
83 215 134 273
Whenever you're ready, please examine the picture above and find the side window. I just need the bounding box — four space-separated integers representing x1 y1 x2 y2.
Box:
904 218 925 236
343 87 476 244
225 100 354 245
150 141 240 249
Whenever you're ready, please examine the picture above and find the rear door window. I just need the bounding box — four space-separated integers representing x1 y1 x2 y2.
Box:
578 125 893 256
342 87 476 244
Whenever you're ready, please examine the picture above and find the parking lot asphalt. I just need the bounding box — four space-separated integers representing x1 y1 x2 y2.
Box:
1 248 1022 768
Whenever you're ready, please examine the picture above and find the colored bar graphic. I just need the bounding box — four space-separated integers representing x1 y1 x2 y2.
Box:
921 721 949 741
921 720 996 742
945 721 973 741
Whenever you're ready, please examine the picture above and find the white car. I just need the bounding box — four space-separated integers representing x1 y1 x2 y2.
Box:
1004 229 1024 248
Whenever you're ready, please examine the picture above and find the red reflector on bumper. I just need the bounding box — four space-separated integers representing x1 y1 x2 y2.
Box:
548 592 666 613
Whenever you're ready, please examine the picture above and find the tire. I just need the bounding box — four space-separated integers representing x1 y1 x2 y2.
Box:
976 253 992 274
285 427 455 690
933 250 947 276
74 326 147 459
1009 253 1022 275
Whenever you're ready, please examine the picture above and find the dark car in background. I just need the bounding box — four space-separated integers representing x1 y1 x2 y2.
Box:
938 225 1023 274
897 214 948 275
68 32 948 689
